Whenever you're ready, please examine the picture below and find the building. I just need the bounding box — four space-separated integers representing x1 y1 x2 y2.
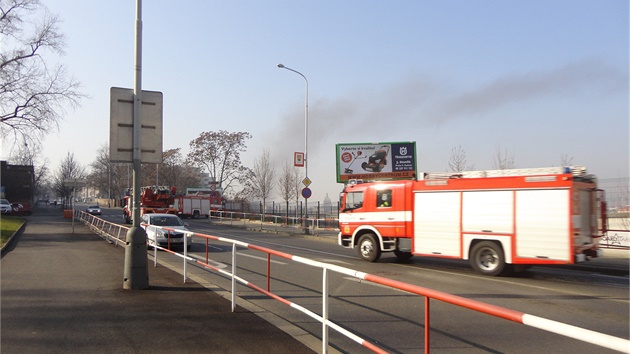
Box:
1 160 35 203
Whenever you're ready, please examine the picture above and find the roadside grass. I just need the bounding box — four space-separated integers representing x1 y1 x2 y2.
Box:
1 216 25 247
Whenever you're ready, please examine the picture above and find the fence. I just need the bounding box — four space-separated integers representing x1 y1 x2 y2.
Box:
74 210 629 353
224 200 340 220
211 209 338 235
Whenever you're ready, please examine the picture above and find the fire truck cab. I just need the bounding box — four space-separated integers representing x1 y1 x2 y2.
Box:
123 186 177 224
338 166 607 276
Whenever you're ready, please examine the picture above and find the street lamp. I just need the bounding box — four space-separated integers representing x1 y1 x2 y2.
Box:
277 63 310 233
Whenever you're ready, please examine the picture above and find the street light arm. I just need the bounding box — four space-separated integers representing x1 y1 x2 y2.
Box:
277 63 308 85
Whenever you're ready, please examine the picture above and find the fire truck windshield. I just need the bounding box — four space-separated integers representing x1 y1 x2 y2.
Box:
343 191 364 211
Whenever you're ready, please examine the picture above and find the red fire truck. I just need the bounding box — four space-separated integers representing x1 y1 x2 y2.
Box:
338 166 607 276
173 194 224 219
123 186 177 224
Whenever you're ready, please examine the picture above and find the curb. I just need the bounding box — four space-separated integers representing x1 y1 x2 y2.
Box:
1 218 27 255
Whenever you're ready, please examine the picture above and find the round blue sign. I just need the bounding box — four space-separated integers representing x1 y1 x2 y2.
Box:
301 187 312 199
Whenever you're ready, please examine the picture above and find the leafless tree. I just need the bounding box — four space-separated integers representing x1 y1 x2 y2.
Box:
447 145 474 172
53 152 85 207
278 160 297 203
1 0 84 147
153 148 200 194
9 137 49 201
560 153 574 166
186 130 252 196
492 145 516 170
88 145 129 204
251 149 275 213
292 165 302 213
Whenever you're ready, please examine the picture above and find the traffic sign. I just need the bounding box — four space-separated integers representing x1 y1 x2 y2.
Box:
302 177 312 187
294 152 305 167
301 187 312 199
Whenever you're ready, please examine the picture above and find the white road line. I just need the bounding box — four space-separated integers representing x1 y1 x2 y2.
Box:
191 227 356 260
236 252 287 265
342 277 410 294
189 254 228 269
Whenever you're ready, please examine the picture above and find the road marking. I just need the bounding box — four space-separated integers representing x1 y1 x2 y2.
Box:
236 252 288 265
317 259 353 265
342 277 410 294
391 263 630 304
191 226 356 260
189 254 228 269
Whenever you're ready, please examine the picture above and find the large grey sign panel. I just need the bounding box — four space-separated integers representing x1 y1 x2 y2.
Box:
109 87 163 163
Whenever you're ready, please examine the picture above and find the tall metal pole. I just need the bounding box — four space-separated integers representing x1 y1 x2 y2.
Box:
133 0 142 229
124 0 149 290
277 63 309 234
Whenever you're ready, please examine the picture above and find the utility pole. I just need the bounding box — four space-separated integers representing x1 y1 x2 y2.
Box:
123 0 149 290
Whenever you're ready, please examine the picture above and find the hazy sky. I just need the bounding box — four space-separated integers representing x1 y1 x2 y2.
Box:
2 0 628 202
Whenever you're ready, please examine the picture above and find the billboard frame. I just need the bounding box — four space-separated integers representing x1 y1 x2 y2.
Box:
335 141 417 183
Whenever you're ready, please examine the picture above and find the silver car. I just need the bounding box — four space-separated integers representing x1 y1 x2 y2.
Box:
141 213 192 250
86 205 102 215
0 199 12 214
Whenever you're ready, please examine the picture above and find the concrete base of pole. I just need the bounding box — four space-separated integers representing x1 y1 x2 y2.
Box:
303 217 310 235
123 226 149 290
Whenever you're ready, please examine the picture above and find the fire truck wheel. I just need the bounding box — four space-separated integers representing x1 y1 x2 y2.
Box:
394 250 413 261
470 241 506 276
357 234 381 262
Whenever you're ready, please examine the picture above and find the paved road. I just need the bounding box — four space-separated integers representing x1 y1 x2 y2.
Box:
1 208 319 354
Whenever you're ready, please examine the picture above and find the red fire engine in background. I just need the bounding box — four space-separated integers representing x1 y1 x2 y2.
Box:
123 186 225 223
338 166 607 276
123 186 177 224
173 192 225 219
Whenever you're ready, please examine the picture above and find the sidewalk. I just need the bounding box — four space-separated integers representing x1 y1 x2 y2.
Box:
1 211 317 354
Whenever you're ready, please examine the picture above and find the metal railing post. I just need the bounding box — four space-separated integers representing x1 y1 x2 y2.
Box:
231 243 236 312
425 297 430 354
322 267 329 354
153 243 157 267
183 232 188 283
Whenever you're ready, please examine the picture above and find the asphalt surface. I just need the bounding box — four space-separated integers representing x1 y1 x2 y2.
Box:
1 207 317 354
2 206 628 354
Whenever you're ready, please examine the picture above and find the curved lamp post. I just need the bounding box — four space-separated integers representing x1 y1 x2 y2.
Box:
277 63 310 233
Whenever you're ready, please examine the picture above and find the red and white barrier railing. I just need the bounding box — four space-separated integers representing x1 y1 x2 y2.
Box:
76 210 630 353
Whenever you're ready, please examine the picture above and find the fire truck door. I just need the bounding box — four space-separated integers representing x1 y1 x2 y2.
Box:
372 187 406 237
413 192 461 256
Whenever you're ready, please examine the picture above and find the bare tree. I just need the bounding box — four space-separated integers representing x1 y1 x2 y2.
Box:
278 160 297 204
447 145 474 172
53 152 85 208
277 161 303 217
560 153 574 166
291 164 302 216
492 145 516 170
87 145 129 204
186 130 252 196
9 137 49 202
251 149 275 213
157 148 200 194
1 0 84 146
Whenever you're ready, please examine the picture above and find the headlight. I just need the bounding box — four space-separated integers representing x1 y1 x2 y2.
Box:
156 229 166 237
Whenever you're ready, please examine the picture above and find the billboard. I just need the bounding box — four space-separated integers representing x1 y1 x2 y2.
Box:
336 142 417 183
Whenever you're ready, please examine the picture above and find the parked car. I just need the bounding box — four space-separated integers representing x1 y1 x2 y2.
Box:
141 213 192 250
86 205 102 215
11 201 32 216
1 199 12 214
